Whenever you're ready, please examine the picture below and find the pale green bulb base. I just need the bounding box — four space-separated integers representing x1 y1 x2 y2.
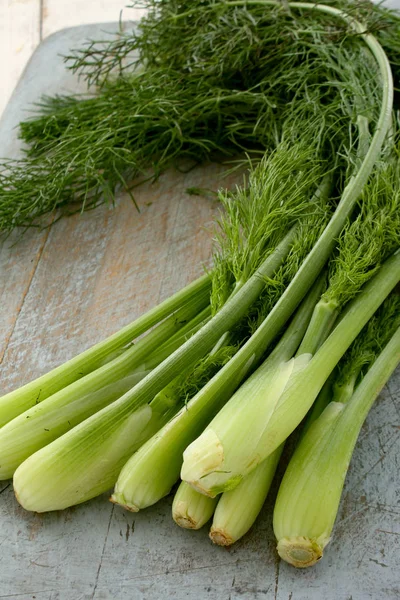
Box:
209 527 234 546
277 537 325 568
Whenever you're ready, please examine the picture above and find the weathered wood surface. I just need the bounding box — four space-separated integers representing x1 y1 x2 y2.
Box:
0 21 399 600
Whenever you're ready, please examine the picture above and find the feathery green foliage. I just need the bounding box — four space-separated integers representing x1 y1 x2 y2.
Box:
5 4 400 554
210 141 325 313
246 177 333 333
0 0 390 231
323 157 400 308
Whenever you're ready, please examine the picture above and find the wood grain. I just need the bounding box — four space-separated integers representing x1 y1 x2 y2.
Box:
0 228 50 367
0 164 227 395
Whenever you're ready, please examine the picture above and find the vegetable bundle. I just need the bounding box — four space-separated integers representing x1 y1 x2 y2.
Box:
1 0 400 569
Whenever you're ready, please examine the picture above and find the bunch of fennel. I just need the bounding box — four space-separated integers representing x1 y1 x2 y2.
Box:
0 0 399 570
2 137 327 503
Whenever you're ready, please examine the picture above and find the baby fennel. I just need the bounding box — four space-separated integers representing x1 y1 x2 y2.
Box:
274 298 400 567
172 482 218 530
0 306 212 480
210 293 400 546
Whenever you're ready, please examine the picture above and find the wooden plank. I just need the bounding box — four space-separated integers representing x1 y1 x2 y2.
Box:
0 24 123 378
42 0 146 37
0 0 41 118
0 0 45 368
0 229 50 366
0 163 225 394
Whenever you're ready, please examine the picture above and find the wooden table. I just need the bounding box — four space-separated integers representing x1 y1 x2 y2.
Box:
1 3 400 599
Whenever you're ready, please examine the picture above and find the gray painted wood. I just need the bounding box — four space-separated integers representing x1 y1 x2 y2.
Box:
0 23 399 600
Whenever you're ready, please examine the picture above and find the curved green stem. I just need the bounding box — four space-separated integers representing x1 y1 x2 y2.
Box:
225 1 393 177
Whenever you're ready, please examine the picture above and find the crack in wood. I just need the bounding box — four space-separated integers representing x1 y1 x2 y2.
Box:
91 504 114 599
369 558 388 568
114 558 256 583
274 552 280 600
350 431 400 490
0 222 53 368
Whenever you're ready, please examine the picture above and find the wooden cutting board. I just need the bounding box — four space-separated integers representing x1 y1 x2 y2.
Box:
0 23 399 600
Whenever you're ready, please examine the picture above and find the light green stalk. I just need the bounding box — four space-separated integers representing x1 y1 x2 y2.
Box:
12 233 293 512
182 354 311 494
210 445 283 546
111 277 324 512
209 288 348 545
299 153 400 354
332 293 400 405
14 373 199 511
0 273 211 426
143 306 212 370
0 371 148 481
300 376 335 438
296 300 339 355
302 290 400 436
172 482 218 530
14 401 157 511
0 292 210 481
181 252 400 496
273 326 400 568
